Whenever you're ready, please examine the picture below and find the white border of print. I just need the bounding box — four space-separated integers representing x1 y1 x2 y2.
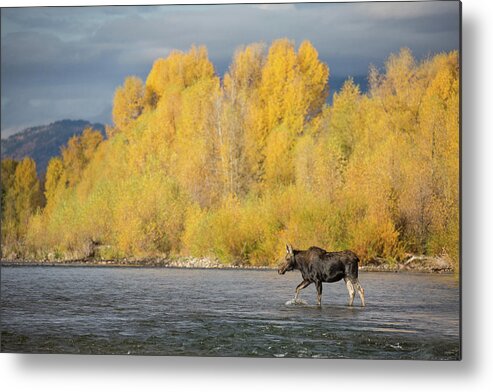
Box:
1 1 491 392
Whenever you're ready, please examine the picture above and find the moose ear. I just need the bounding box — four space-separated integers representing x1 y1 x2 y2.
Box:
286 243 294 255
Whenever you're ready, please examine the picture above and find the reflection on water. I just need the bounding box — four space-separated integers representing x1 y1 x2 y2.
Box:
0 267 460 359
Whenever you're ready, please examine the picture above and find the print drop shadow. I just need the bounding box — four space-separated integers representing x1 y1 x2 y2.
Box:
13 6 476 381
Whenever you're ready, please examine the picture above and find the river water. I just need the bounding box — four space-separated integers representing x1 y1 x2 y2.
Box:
0 267 460 359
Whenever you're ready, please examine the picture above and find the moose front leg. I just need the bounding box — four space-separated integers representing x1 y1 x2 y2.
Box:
295 279 311 300
316 281 323 306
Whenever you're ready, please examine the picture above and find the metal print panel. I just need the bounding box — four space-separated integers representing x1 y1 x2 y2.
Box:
0 1 461 360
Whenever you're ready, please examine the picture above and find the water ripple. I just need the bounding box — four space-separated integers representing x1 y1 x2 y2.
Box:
1 267 460 359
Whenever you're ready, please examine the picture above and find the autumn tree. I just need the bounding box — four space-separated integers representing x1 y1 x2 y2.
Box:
112 76 146 133
418 51 459 264
146 45 216 103
296 78 363 203
220 43 266 196
248 39 329 188
44 157 64 207
14 157 41 230
174 75 222 207
61 127 104 188
20 42 458 268
297 40 330 120
1 158 18 214
1 158 41 254
1 158 19 251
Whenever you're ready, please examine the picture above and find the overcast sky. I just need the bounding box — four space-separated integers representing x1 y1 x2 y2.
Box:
0 1 460 137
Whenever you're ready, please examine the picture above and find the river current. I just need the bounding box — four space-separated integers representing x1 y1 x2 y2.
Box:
0 267 460 359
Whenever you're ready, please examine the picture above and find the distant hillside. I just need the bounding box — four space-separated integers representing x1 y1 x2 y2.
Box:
1 120 105 175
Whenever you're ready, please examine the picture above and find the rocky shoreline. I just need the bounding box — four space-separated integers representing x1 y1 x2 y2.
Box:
0 256 270 270
360 255 454 273
1 254 454 273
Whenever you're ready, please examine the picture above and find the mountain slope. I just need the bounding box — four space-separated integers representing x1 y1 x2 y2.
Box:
1 120 105 175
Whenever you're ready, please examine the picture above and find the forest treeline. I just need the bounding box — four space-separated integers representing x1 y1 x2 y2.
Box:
1 40 459 268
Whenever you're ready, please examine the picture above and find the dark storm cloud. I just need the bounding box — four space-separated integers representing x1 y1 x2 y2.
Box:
1 1 460 137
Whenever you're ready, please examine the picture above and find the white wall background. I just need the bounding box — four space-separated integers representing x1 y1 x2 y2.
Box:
0 0 491 391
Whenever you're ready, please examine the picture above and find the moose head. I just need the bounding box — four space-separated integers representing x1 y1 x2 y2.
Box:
278 243 296 275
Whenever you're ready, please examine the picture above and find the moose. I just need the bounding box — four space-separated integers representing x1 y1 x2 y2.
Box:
278 244 365 307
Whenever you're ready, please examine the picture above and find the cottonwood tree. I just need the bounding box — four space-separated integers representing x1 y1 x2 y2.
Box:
112 76 146 133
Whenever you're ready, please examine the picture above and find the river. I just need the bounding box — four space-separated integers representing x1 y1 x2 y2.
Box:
0 267 460 359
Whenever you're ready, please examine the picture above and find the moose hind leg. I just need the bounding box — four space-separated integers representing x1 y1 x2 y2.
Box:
345 278 355 306
354 280 365 307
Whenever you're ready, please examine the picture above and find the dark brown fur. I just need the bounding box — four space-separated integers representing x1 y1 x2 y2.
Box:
278 245 365 306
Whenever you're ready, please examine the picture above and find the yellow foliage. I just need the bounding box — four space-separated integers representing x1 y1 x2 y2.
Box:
245 39 329 187
1 157 41 253
264 125 296 186
174 77 222 207
112 175 189 256
112 76 145 132
146 45 215 101
224 43 265 100
297 40 329 119
60 127 104 188
17 43 458 268
259 39 306 132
